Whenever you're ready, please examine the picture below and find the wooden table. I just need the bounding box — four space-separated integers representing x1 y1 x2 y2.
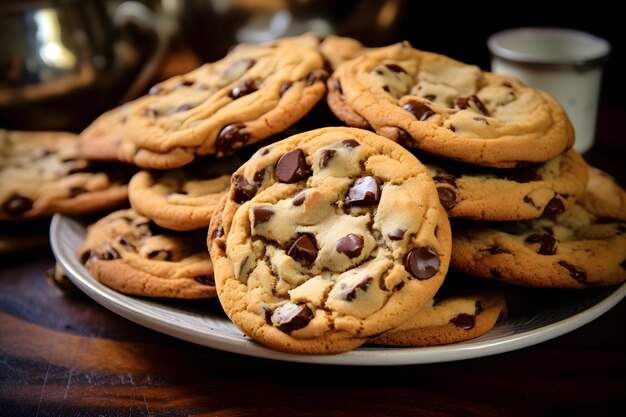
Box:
1 111 625 417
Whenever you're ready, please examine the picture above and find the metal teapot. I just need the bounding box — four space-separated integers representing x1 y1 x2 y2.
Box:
0 0 171 132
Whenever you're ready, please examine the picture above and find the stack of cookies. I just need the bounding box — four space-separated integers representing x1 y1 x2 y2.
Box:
0 129 134 256
326 40 625 290
7 32 619 355
75 34 332 300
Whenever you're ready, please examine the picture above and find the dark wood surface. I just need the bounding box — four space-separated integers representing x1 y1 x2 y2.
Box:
1 90 625 417
1 248 625 416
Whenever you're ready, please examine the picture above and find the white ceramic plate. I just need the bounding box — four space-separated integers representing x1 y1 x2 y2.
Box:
50 214 626 366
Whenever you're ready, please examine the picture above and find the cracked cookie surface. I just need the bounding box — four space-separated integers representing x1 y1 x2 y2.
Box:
451 166 626 288
78 209 216 299
129 156 242 231
422 148 588 220
327 42 574 168
369 281 507 346
113 39 328 169
208 127 451 354
0 129 132 220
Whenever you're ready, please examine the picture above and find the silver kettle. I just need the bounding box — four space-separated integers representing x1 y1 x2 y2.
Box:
0 0 172 132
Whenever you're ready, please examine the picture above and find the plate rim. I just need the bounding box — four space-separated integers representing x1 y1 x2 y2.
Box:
50 213 626 366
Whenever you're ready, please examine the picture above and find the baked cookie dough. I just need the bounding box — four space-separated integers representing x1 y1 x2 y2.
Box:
450 166 626 288
369 283 507 346
77 209 216 299
327 42 574 167
128 156 242 231
113 39 328 169
0 129 132 221
208 127 451 354
422 149 588 220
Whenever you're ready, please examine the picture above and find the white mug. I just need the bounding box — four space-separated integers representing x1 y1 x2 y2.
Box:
488 27 610 154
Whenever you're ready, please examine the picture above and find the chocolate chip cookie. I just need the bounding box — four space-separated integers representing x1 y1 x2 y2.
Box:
369 282 507 347
114 40 328 169
77 209 216 299
208 126 451 354
450 166 626 288
0 129 132 221
128 156 242 231
423 148 588 220
327 42 574 168
78 100 137 163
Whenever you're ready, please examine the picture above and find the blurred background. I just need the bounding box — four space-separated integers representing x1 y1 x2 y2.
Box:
0 0 623 136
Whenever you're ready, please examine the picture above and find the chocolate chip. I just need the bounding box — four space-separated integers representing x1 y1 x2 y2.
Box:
318 149 336 168
423 94 436 101
385 63 406 73
339 276 373 301
525 233 557 255
148 250 172 261
506 166 541 183
276 149 311 183
454 95 489 115
232 174 258 203
558 261 587 283
453 97 470 109
450 313 475 330
287 235 318 264
230 79 257 99
212 226 224 240
395 128 414 147
523 195 538 209
486 246 509 255
2 194 32 215
388 228 405 241
272 302 313 333
331 79 343 94
345 176 380 206
335 234 365 258
216 123 249 156
252 206 274 226
383 85 390 92
473 116 489 124
402 100 435 121
433 175 457 188
194 275 215 286
342 139 359 148
292 191 307 206
253 168 266 184
404 247 439 279
117 237 136 251
305 69 329 87
100 247 120 260
437 187 456 211
174 80 194 89
279 82 292 96
475 300 483 315
543 198 565 216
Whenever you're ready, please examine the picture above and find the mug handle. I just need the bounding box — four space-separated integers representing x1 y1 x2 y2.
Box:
112 1 176 103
